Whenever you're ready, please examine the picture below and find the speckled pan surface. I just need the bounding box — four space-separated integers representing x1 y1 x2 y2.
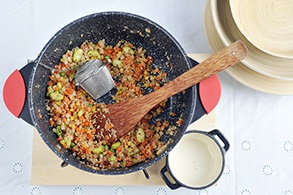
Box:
28 12 199 175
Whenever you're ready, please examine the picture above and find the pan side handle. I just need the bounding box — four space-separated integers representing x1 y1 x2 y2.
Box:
188 57 221 123
3 62 35 125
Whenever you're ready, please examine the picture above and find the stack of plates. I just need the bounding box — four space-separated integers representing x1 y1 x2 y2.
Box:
204 0 293 94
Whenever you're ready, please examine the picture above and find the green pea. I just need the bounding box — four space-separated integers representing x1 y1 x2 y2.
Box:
70 142 75 148
60 71 66 77
104 55 110 60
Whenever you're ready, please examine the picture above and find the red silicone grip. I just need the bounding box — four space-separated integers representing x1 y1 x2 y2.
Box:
199 75 221 114
3 70 26 118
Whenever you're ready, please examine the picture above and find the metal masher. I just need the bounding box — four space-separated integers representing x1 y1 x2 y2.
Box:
75 59 115 99
39 59 115 99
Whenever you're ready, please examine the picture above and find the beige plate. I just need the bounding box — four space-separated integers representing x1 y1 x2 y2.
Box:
210 0 293 81
204 0 293 95
229 0 293 59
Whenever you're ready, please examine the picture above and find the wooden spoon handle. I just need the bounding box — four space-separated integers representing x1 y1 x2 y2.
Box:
147 40 248 106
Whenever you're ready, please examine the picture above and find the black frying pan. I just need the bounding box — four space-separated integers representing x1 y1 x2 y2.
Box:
3 12 209 175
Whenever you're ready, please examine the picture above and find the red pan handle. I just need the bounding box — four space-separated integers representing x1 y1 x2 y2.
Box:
199 74 221 114
188 57 221 123
3 69 26 118
3 62 35 125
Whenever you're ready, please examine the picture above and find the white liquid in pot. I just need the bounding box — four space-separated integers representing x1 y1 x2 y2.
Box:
168 132 223 188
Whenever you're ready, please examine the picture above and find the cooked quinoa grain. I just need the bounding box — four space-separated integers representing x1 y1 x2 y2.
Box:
46 40 180 170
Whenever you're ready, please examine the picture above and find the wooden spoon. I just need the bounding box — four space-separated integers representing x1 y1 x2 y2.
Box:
92 40 248 142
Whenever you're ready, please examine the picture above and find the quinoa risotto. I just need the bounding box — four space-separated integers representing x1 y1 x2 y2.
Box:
46 39 182 170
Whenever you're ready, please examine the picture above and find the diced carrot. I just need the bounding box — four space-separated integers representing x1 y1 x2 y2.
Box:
176 118 183 125
86 134 93 140
154 86 161 91
84 121 90 127
106 123 113 130
106 48 113 54
49 119 54 125
116 146 123 153
79 116 84 121
114 47 122 53
75 127 80 132
126 160 132 167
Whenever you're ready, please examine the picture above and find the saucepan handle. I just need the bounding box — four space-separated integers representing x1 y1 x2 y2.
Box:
208 129 230 152
3 61 36 125
160 164 181 190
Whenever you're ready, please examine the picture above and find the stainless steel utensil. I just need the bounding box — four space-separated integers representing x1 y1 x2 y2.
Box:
39 59 115 99
75 59 115 99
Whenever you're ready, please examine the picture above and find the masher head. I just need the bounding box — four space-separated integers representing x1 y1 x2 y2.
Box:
75 59 115 99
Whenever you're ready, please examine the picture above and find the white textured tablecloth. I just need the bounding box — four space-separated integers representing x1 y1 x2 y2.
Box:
1 1 293 195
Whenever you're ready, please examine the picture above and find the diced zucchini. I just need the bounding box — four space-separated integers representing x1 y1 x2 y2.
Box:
49 92 64 101
57 82 62 89
109 155 117 162
77 109 84 117
122 46 135 55
56 126 62 137
136 128 145 142
73 48 83 62
112 59 122 67
111 141 121 150
87 50 101 60
63 136 71 148
92 145 104 154
46 86 54 96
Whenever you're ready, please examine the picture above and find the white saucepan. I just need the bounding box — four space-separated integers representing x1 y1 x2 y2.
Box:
160 129 229 190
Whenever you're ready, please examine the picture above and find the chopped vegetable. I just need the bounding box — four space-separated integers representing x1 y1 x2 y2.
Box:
112 59 122 67
49 92 64 101
56 126 62 137
109 155 117 162
92 145 104 154
46 39 179 170
111 141 121 150
77 109 84 117
70 142 75 148
60 71 66 77
60 136 71 148
87 49 101 59
122 46 135 55
72 48 83 62
136 128 145 142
